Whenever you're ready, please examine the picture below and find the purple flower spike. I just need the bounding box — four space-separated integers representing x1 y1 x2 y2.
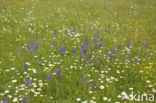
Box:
52 42 56 47
72 48 76 54
25 78 31 87
24 63 28 70
111 50 115 56
21 97 27 103
84 39 89 47
89 27 91 32
34 44 39 52
26 44 30 51
82 76 87 85
1 98 8 103
62 39 65 44
105 49 109 55
56 69 61 78
127 40 130 48
60 46 66 52
82 49 87 54
73 27 75 33
47 74 52 80
92 80 97 88
54 30 58 37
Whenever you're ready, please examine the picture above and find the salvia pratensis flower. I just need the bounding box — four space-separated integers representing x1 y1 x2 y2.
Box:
47 73 52 80
84 39 89 47
82 76 88 85
82 48 87 54
62 39 65 43
105 49 109 55
88 53 93 62
127 40 130 48
26 44 30 51
54 30 58 37
73 27 75 33
92 80 97 88
34 44 39 52
56 69 61 78
89 27 91 32
52 41 56 47
111 50 115 56
99 38 103 47
25 77 31 87
105 24 111 32
1 98 8 103
36 34 39 40
60 46 66 52
21 97 27 103
24 63 28 70
72 48 76 54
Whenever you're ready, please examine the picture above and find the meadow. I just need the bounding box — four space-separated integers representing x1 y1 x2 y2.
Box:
0 0 156 103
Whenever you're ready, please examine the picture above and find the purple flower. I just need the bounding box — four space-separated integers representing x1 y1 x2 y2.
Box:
105 24 111 32
52 42 56 47
99 39 103 47
21 97 27 103
108 24 111 30
105 49 109 55
34 44 39 52
82 76 87 85
56 69 61 78
36 35 39 40
92 80 97 88
47 74 52 80
60 46 66 52
95 44 97 49
62 39 65 43
81 44 85 49
26 44 30 51
89 27 91 32
29 95 34 100
72 48 76 54
84 39 89 47
24 63 28 70
111 50 115 56
31 42 35 48
82 49 87 54
127 40 130 48
135 56 140 63
97 30 99 35
1 98 8 103
25 78 31 87
98 56 102 59
73 27 75 33
118 45 122 50
88 53 93 62
54 30 58 37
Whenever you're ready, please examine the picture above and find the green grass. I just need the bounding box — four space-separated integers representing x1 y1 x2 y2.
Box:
0 0 156 103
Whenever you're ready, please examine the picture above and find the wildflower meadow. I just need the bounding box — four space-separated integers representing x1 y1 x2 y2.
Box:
0 0 156 103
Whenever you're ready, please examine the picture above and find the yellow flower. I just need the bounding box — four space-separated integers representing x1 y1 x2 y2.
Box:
149 65 152 69
146 71 149 74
